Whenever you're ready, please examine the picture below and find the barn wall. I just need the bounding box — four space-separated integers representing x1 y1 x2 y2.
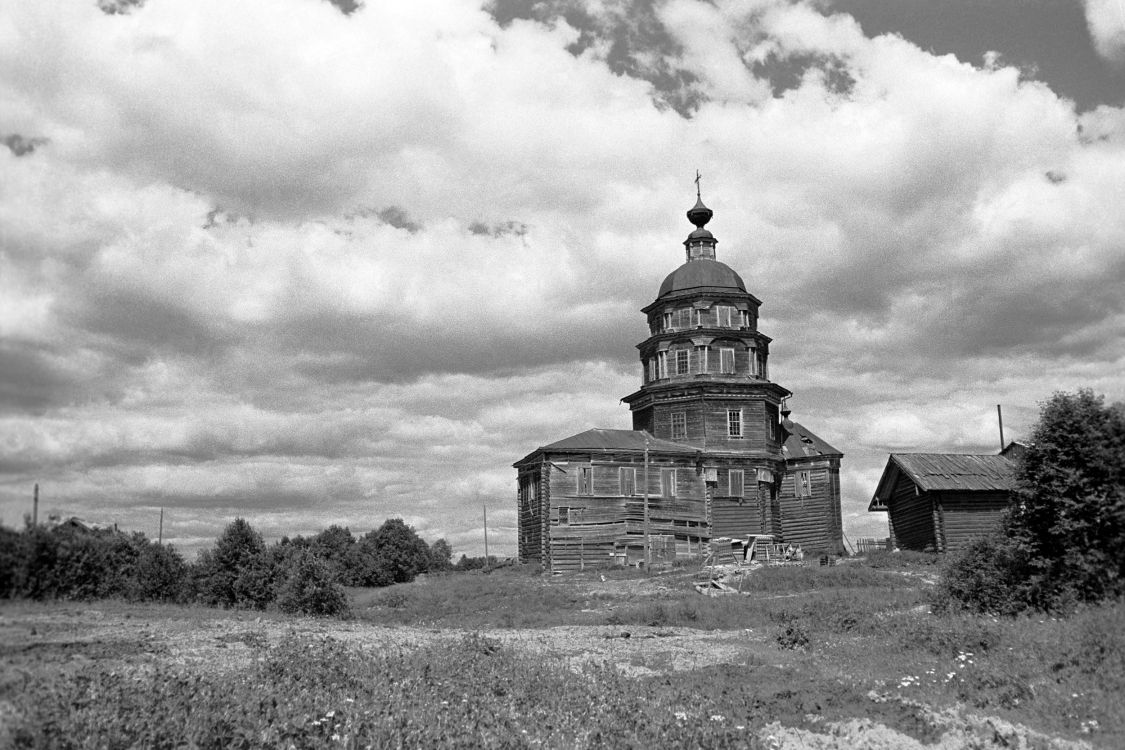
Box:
887 477 936 552
936 491 1010 553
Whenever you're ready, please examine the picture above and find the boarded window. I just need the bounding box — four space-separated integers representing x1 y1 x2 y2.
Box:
676 350 689 375
728 409 742 438
662 468 676 498
729 469 745 497
716 306 733 327
720 348 735 374
670 411 687 439
696 346 708 373
578 466 592 495
694 309 705 328
739 309 751 328
620 467 636 496
797 470 812 498
558 506 570 525
657 351 668 379
663 312 673 331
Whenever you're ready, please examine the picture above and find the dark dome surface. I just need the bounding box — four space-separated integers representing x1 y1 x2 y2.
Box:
658 259 746 298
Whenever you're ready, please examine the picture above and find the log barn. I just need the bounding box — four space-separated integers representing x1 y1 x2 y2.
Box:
867 453 1016 553
514 192 845 572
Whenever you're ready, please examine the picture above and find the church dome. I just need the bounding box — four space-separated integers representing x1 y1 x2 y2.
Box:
657 259 746 298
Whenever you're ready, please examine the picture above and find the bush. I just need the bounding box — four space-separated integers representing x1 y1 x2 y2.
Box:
931 533 1030 616
276 552 349 617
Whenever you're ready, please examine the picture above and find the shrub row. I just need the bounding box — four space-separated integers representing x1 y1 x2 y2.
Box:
0 516 458 617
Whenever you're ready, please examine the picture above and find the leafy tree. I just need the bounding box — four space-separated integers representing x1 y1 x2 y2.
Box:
310 525 357 585
276 551 349 616
132 542 189 602
1007 389 1125 608
428 538 453 573
196 518 266 608
351 519 431 587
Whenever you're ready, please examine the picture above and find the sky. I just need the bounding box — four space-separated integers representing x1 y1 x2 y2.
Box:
2 0 1123 561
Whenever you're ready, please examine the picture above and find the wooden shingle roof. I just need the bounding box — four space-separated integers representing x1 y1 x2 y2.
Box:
514 428 695 467
869 453 1016 511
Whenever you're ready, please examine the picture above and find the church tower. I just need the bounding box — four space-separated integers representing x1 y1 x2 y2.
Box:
621 191 792 538
514 182 844 572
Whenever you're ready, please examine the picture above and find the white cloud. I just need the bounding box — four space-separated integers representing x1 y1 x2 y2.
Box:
1083 0 1125 67
1 0 1123 559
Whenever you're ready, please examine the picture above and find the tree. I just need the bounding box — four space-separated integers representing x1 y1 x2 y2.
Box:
197 518 267 607
1006 389 1125 608
276 551 349 616
428 538 453 573
310 525 357 585
351 519 431 587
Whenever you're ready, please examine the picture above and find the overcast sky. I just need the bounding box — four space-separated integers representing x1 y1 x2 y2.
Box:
2 0 1123 561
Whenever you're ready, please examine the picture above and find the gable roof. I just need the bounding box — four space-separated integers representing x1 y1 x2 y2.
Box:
514 428 696 467
869 453 1016 511
782 421 842 459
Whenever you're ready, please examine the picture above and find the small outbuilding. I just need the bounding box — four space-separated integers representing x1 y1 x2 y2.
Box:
868 453 1016 553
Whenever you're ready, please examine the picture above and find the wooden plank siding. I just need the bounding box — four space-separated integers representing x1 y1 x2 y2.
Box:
934 491 1009 553
536 456 710 573
886 471 937 552
777 459 843 553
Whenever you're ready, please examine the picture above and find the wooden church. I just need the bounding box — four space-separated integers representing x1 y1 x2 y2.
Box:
514 192 844 572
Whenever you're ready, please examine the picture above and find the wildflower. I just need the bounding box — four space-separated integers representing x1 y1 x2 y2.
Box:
710 714 725 722
674 711 688 722
331 734 340 742
326 710 335 718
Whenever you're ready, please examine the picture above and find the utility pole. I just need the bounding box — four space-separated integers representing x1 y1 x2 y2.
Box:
483 504 490 571
32 483 38 527
158 507 164 545
644 436 651 571
997 404 1005 452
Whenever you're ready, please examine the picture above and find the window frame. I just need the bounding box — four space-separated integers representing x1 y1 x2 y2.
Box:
619 466 637 496
578 466 593 496
670 411 687 440
676 349 690 375
729 469 744 497
661 468 677 498
727 409 742 438
720 347 736 374
797 470 812 498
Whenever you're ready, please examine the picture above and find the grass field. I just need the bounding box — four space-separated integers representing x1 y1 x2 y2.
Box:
1 555 1121 748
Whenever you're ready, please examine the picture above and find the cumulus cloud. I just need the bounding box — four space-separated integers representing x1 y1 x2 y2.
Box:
1083 0 1125 67
1 0 1123 555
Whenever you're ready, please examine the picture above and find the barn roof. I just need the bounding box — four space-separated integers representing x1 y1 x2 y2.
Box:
782 421 842 459
869 453 1016 511
514 428 696 467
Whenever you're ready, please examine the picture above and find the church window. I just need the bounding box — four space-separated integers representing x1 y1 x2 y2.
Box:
620 467 637 496
728 409 742 438
749 348 758 377
678 309 692 328
696 346 708 373
676 350 689 375
578 467 592 495
657 351 668 379
729 469 745 497
720 348 735 374
558 506 570 525
671 411 686 439
797 470 812 498
694 309 705 328
716 306 733 327
663 312 673 331
648 359 656 383
739 310 751 328
661 469 676 497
